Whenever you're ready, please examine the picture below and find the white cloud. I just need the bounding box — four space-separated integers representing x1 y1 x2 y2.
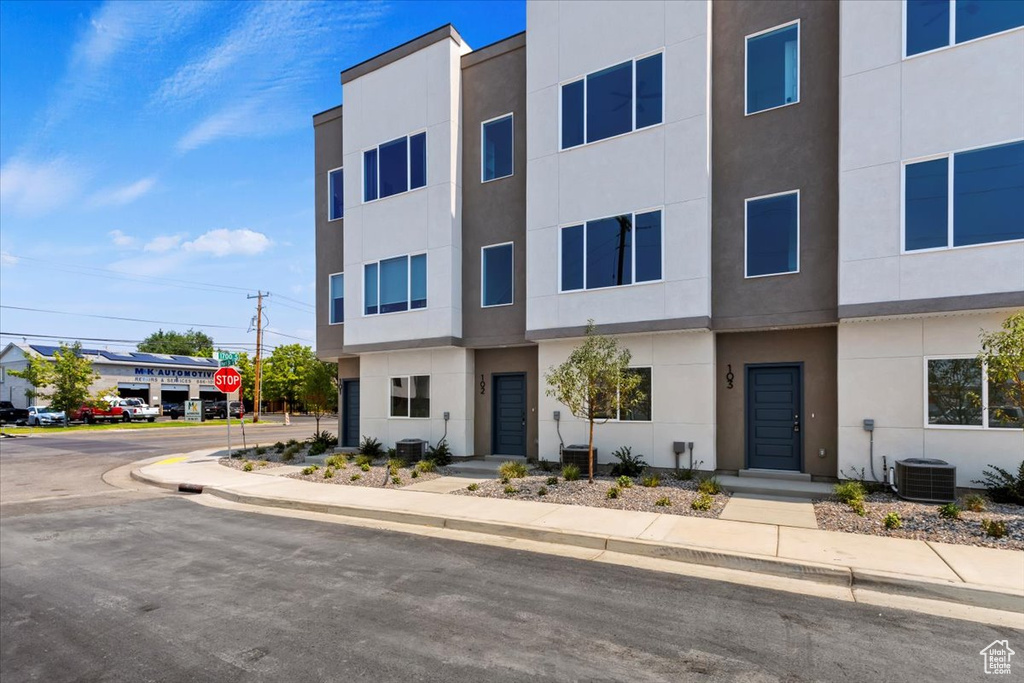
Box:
144 234 184 252
0 156 86 216
1 251 18 266
182 228 270 257
90 176 156 207
109 230 137 248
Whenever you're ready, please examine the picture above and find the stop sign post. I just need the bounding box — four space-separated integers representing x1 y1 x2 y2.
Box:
214 367 242 455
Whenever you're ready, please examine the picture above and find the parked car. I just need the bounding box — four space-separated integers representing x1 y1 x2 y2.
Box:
0 401 29 425
122 398 158 422
71 397 137 424
164 402 185 420
204 400 243 419
27 405 66 426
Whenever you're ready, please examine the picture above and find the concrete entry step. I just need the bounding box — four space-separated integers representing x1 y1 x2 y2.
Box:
482 455 527 463
738 468 812 482
718 475 833 500
720 493 819 529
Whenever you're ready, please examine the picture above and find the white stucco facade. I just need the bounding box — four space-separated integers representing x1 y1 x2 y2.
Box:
837 311 1024 487
838 0 1024 307
525 0 712 333
342 36 471 347
537 330 716 469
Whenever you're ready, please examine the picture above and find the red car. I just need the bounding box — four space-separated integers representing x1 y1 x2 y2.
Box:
71 397 137 424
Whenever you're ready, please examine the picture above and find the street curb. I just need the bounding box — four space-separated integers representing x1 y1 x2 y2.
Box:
131 466 1023 612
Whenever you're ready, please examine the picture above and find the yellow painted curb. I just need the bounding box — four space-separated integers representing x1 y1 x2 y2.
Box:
152 456 190 466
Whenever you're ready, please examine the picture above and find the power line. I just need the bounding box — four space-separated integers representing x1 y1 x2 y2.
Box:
0 332 260 349
267 291 315 310
0 305 246 330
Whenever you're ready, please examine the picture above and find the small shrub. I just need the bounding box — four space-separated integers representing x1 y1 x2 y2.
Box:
273 441 285 452
973 461 1024 506
500 475 511 485
281 450 296 463
616 475 633 489
301 465 319 475
255 446 267 456
257 460 268 468
561 464 581 481
691 493 712 511
308 441 327 456
697 477 723 495
609 446 649 478
386 447 397 460
641 475 660 488
981 518 1008 538
883 512 901 530
325 455 346 469
539 460 554 472
499 460 528 479
411 470 419 479
360 463 371 472
467 483 479 491
504 485 517 495
387 458 404 475
242 461 254 472
849 499 866 516
350 473 361 481
286 439 299 448
606 486 621 499
391 475 402 485
546 476 559 486
537 486 548 496
355 454 374 467
834 481 866 505
938 502 961 520
358 436 384 457
674 469 694 481
962 493 986 512
655 496 672 507
324 467 334 479
415 460 436 473
426 440 453 466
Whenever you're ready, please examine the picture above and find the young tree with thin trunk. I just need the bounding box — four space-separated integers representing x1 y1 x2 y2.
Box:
544 321 644 482
978 311 1024 429
11 343 100 416
304 359 338 434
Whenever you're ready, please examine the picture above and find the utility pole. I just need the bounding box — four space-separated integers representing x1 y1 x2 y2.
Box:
247 291 268 423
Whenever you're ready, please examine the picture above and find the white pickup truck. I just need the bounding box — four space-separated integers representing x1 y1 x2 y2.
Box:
122 398 159 422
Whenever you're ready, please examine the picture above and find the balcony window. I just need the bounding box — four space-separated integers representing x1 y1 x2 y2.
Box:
363 132 426 202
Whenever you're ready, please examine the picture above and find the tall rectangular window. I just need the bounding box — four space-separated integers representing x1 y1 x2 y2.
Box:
482 114 514 182
906 0 1024 56
560 210 663 292
904 140 1024 251
328 168 344 220
482 242 513 307
363 254 427 315
329 273 344 324
362 132 426 202
746 22 799 115
927 358 983 426
746 191 799 277
560 53 663 150
390 375 430 418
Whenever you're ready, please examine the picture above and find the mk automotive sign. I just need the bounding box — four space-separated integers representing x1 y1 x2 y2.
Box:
133 367 216 379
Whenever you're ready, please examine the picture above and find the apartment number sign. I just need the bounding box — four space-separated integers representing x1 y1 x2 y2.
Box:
480 374 486 395
726 364 735 390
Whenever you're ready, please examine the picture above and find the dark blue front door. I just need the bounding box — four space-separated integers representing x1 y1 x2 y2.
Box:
342 380 360 448
492 373 526 456
746 365 802 471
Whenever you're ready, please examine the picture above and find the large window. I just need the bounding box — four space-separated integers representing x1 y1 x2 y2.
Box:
560 210 662 292
906 0 1024 57
904 140 1024 251
363 254 427 315
594 367 653 421
560 52 663 150
746 21 799 115
328 168 343 220
329 273 344 324
927 358 1022 429
482 114 513 182
363 132 426 202
390 375 430 418
746 191 799 277
481 242 513 307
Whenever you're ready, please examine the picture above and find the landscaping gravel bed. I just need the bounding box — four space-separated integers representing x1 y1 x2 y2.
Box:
814 493 1024 550
286 458 447 489
451 472 730 518
219 457 286 471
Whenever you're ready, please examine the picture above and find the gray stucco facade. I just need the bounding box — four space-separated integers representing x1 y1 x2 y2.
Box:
313 105 346 361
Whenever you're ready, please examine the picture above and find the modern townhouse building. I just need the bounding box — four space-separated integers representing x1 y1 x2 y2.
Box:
315 0 1023 487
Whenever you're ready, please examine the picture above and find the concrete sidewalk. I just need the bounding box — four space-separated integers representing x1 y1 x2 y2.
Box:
133 452 1024 613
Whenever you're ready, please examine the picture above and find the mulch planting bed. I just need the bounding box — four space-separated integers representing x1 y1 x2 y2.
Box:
450 472 730 518
814 493 1024 550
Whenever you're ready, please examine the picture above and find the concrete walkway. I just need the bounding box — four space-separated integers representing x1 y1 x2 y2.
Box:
719 494 819 529
133 452 1024 613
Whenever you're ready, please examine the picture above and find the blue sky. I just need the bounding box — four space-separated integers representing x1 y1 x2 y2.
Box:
0 0 525 355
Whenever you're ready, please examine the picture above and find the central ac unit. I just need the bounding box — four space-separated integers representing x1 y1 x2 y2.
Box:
396 438 427 462
561 444 597 470
895 458 956 503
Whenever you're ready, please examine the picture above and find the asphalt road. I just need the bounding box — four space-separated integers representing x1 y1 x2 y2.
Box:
1 427 1020 682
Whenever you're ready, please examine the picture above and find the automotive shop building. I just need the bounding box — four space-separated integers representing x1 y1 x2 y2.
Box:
0 343 223 410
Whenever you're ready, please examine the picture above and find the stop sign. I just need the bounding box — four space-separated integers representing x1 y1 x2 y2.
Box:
213 367 242 394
